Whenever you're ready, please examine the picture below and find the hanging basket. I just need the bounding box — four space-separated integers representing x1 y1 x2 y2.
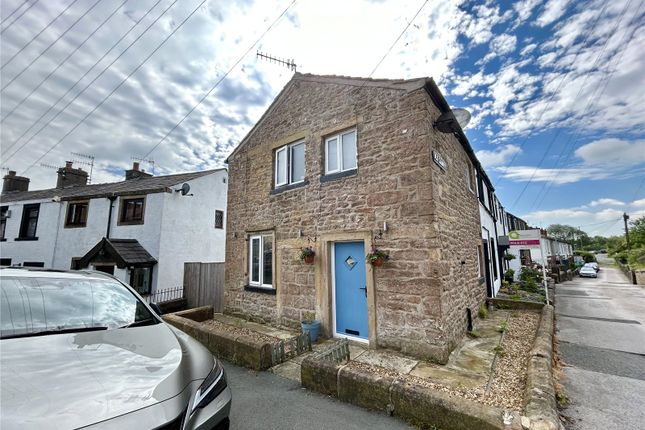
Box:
304 255 315 264
371 257 385 267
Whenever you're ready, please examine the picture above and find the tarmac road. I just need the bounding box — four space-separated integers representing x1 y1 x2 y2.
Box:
556 257 645 430
224 362 413 430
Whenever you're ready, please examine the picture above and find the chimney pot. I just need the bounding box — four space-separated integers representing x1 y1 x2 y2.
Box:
2 171 29 194
57 162 88 188
133 162 140 171
65 161 73 169
8 171 16 177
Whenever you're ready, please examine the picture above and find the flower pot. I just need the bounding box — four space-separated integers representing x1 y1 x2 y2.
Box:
303 255 314 264
301 320 321 343
371 257 384 267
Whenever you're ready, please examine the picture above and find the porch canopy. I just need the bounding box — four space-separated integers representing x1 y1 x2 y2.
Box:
75 238 157 269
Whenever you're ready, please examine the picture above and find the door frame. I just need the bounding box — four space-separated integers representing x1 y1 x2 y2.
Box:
316 231 377 347
331 241 369 344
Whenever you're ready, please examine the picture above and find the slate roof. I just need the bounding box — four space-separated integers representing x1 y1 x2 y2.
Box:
78 238 157 269
0 169 225 203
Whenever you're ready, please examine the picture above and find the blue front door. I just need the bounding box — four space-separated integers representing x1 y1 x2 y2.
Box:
334 241 368 340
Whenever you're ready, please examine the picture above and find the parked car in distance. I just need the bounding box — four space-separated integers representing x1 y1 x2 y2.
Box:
580 266 598 278
0 268 231 430
584 262 600 272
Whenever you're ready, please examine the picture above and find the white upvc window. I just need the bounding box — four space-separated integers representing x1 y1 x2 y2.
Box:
275 140 305 187
466 162 475 194
249 234 274 288
325 129 357 174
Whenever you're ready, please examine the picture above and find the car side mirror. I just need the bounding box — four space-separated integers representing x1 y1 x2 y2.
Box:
150 302 163 316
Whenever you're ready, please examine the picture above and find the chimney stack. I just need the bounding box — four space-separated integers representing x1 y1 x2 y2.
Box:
125 161 152 180
2 171 30 194
56 161 89 188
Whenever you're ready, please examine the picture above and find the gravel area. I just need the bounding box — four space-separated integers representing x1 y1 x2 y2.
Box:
345 311 540 412
482 311 540 411
202 319 281 344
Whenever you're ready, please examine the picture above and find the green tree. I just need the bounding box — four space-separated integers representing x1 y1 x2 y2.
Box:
547 224 588 247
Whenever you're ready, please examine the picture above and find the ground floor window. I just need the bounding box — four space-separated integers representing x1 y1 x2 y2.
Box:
249 234 273 288
23 262 44 267
520 249 531 266
130 267 152 295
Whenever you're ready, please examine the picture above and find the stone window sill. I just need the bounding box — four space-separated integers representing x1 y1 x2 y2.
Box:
320 169 357 184
244 285 276 295
15 237 38 241
270 179 309 196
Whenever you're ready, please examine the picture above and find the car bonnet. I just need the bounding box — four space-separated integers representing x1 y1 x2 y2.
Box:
1 323 191 429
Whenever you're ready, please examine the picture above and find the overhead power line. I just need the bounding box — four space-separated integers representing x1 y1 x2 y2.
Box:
526 0 643 211
2 0 167 160
21 0 209 174
493 2 615 190
141 0 299 159
1 0 80 71
1 0 129 123
0 0 39 34
1 0 102 91
509 0 638 210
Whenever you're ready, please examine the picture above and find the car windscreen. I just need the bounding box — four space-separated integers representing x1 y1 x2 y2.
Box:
1 276 157 339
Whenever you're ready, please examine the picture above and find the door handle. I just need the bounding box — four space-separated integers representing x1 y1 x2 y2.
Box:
359 286 367 297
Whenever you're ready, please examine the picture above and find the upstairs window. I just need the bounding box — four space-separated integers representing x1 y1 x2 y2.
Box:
18 204 39 239
119 197 145 225
275 140 305 187
325 129 357 174
466 162 475 193
249 234 273 289
65 201 89 228
0 206 7 240
215 210 224 229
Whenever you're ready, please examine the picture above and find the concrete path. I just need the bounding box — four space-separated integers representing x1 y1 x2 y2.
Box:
225 360 413 430
556 260 645 430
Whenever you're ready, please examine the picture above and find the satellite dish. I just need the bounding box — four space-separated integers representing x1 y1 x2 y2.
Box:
433 108 471 133
175 183 191 196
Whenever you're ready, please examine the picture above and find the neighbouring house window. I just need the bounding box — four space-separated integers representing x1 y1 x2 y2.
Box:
119 197 145 224
0 258 11 266
275 140 305 187
477 245 484 277
0 206 7 240
466 163 475 193
520 249 531 266
65 201 89 228
23 262 45 267
325 129 357 174
18 203 39 239
130 267 152 295
249 234 273 288
215 210 224 229
491 239 498 280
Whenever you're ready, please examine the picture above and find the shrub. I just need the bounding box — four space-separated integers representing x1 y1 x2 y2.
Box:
478 304 488 319
504 268 515 282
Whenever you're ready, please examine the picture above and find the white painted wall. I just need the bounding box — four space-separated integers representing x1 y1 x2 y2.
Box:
479 204 501 296
0 169 227 293
157 170 228 289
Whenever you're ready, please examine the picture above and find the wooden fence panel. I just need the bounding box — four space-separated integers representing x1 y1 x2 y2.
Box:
184 262 225 311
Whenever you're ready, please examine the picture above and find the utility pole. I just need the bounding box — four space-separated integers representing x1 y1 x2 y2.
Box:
623 212 630 249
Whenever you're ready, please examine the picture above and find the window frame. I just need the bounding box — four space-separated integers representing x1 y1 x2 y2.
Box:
274 140 305 188
18 203 40 240
248 233 274 289
215 210 224 229
130 266 153 295
0 206 7 240
64 200 89 228
325 128 357 175
118 196 146 225
466 162 475 194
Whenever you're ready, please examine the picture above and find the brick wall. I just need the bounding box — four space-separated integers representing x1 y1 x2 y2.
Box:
225 75 484 362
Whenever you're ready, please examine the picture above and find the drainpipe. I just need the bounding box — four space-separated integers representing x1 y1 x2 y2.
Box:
106 195 117 238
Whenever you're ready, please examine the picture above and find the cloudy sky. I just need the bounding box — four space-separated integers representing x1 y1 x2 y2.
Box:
1 0 643 236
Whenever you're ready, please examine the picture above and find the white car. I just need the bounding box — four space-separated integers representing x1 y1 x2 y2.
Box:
580 266 598 278
584 262 600 272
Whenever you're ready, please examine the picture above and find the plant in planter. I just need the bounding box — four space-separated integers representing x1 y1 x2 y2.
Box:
299 247 315 264
503 253 516 261
301 311 321 343
366 249 389 267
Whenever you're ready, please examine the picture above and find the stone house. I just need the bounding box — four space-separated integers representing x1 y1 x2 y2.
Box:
224 73 487 363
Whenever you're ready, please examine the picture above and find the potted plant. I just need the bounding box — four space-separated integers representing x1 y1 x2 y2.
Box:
366 249 389 267
503 253 516 261
299 247 315 264
301 311 321 342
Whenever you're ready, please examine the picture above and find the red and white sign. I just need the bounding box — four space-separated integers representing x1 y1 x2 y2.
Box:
508 229 541 248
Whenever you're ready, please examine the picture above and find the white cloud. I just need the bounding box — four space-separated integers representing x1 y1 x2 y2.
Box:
631 198 645 208
495 165 610 184
589 198 625 207
521 205 639 236
475 144 521 168
574 138 645 167
514 0 543 22
536 0 571 27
